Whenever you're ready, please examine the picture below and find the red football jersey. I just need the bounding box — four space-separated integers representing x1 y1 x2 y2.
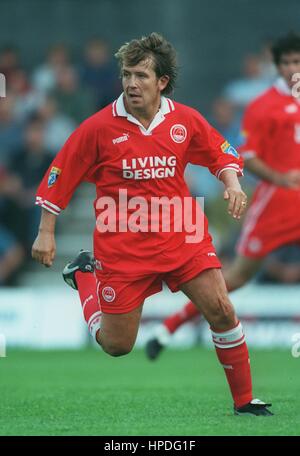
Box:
239 78 300 170
36 95 242 275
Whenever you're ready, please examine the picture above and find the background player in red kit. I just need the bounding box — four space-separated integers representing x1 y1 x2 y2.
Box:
32 33 272 416
146 32 300 360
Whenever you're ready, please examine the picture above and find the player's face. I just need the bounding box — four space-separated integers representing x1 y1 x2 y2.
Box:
122 59 169 114
278 52 300 88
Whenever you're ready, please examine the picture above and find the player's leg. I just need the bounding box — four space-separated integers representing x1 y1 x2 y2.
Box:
180 268 272 415
76 266 143 355
180 268 237 330
62 250 140 356
146 254 263 360
63 249 102 338
145 301 200 360
96 304 143 356
223 254 262 291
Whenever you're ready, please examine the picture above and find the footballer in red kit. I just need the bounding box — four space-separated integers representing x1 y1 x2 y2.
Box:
146 33 300 375
32 32 272 416
35 95 242 311
237 77 300 257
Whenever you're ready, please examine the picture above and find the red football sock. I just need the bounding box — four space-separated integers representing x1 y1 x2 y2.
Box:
75 271 101 341
164 301 201 334
211 322 253 408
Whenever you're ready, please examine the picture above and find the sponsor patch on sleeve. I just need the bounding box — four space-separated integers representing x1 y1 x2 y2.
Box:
48 166 61 188
220 140 239 158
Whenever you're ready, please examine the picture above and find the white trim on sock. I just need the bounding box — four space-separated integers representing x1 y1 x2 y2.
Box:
88 311 101 340
211 322 245 349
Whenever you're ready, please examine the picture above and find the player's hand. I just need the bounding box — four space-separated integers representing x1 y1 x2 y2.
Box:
277 170 300 189
31 231 56 267
223 186 247 219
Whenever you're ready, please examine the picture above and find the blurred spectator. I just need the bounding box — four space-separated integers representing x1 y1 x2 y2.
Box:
0 224 25 286
258 245 300 284
185 98 242 203
0 45 21 84
51 66 94 124
209 98 258 191
80 38 120 110
184 163 222 202
258 40 277 84
5 117 53 249
32 44 71 94
9 69 44 121
0 94 25 166
37 95 76 155
209 98 242 146
223 53 271 110
0 166 25 285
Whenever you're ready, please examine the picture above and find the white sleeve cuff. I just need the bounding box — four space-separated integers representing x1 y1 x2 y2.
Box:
215 164 243 180
35 197 61 215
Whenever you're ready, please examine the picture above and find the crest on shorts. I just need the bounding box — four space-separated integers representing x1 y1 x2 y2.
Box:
102 286 116 302
248 237 262 253
170 124 187 143
48 166 61 188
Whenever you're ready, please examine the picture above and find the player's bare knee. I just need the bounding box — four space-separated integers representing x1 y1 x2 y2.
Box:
107 348 131 357
101 341 134 357
209 294 236 328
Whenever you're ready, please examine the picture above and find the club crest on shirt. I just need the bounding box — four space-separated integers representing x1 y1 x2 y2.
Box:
170 124 187 143
285 103 298 114
48 166 61 188
221 141 239 158
102 286 116 303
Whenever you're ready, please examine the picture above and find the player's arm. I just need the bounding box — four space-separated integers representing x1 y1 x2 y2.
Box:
244 156 300 189
32 209 56 267
219 169 247 219
240 100 300 189
31 120 99 267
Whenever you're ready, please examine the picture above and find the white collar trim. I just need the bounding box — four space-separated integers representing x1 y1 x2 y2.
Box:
112 93 175 135
274 77 292 96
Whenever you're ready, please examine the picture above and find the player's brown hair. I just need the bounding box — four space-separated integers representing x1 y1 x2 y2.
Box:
115 32 177 95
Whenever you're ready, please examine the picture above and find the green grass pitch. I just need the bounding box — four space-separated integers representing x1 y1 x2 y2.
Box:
0 347 299 436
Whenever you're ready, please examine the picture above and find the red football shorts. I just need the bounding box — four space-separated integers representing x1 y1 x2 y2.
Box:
95 248 221 314
237 182 300 258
